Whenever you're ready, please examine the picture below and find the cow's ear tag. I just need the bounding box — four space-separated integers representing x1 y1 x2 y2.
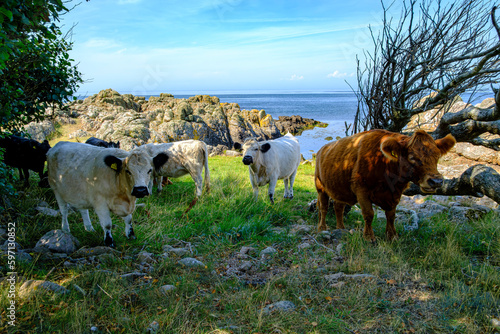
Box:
110 163 118 170
391 151 398 158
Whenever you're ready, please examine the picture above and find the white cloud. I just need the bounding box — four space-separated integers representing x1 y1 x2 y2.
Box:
289 74 304 81
327 71 355 78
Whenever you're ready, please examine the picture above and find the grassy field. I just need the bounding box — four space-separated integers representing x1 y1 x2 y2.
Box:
1 154 500 333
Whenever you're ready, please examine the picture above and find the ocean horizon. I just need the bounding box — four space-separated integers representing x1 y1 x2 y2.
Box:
74 90 495 159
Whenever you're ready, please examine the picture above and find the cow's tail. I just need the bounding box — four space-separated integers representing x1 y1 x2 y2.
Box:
203 142 210 194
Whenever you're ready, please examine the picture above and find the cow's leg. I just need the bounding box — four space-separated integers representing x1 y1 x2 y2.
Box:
315 177 329 231
267 177 278 204
191 172 203 198
384 208 398 241
249 172 259 201
283 177 290 198
333 201 346 229
20 168 29 186
156 175 163 193
288 169 298 199
94 205 115 248
123 214 136 240
54 193 70 233
358 196 376 243
79 209 95 232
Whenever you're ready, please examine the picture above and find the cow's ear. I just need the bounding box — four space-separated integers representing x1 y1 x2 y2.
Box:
435 134 456 156
104 155 123 173
153 153 168 170
380 137 402 162
260 143 271 153
234 143 242 150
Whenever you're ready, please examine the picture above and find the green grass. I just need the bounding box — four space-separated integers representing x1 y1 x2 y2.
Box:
1 156 500 333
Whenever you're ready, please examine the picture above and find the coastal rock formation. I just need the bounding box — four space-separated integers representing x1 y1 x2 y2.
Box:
36 89 323 151
274 115 327 135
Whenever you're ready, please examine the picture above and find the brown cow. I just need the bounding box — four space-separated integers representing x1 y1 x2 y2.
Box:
315 129 456 241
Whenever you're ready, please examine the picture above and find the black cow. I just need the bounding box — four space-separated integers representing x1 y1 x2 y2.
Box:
0 135 51 187
85 137 120 148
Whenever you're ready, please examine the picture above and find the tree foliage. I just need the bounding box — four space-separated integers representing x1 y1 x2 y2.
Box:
353 0 500 148
0 0 82 132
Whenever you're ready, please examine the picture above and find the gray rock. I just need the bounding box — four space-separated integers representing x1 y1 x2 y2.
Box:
34 230 80 254
35 206 59 217
178 257 206 268
19 280 69 298
289 224 311 236
71 246 120 258
1 240 22 251
238 261 253 272
324 272 376 283
120 272 146 281
239 246 257 256
260 247 277 258
261 301 296 315
16 251 32 262
159 285 176 294
448 205 489 224
163 245 190 257
297 242 311 250
137 251 155 264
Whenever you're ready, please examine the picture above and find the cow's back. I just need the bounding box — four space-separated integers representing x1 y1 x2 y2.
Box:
316 130 405 205
262 134 300 178
47 142 127 207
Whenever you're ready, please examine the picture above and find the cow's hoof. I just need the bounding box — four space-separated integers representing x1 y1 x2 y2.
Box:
127 228 136 240
104 234 115 248
269 194 274 204
84 225 95 232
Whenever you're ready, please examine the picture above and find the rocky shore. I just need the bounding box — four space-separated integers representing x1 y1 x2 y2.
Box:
25 89 327 153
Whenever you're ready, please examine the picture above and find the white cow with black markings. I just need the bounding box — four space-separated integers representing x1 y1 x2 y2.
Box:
134 139 210 212
47 141 168 247
234 133 301 204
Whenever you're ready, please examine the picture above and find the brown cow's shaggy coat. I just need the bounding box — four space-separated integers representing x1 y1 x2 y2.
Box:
315 129 456 241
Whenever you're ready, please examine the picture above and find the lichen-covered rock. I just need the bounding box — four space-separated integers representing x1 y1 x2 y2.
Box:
36 90 325 152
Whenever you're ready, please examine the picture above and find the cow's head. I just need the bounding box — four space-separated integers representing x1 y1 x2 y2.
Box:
235 138 271 165
104 151 168 198
39 140 51 155
380 130 456 193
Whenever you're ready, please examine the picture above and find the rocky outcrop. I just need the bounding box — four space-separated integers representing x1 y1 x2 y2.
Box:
32 89 324 151
274 115 327 135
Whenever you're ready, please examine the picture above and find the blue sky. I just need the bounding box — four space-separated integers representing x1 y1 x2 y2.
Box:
61 0 391 96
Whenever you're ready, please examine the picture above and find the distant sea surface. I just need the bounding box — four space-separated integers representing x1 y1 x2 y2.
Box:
175 92 358 159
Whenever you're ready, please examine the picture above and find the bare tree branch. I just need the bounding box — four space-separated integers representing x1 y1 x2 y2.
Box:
404 164 500 204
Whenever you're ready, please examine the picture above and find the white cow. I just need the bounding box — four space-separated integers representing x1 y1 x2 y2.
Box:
235 133 301 204
47 141 168 247
134 140 210 212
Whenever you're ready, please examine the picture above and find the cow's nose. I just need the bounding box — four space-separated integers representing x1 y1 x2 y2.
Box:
132 186 149 198
242 156 253 165
427 176 443 189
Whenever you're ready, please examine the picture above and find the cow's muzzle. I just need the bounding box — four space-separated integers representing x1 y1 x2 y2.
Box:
242 156 253 165
132 186 149 198
420 175 444 193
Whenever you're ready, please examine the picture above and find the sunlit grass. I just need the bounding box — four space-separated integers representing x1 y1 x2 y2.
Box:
0 156 499 333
